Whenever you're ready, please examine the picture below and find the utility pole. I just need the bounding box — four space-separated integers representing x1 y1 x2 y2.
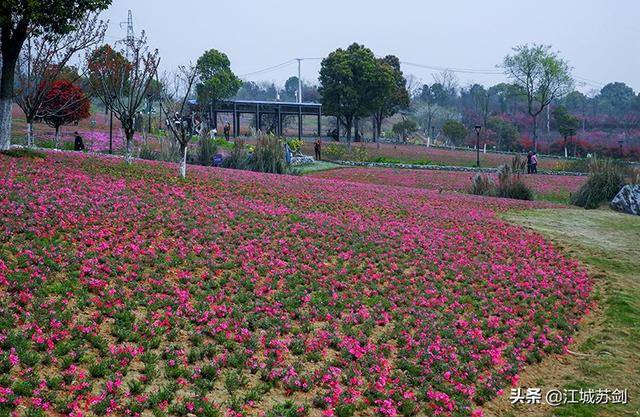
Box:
296 58 302 103
546 104 552 150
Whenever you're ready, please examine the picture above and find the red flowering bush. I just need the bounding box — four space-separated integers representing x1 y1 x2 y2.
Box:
0 152 591 417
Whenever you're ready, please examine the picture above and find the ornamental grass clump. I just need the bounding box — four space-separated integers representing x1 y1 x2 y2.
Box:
222 138 249 170
496 156 533 201
469 174 496 196
571 158 626 209
251 134 289 174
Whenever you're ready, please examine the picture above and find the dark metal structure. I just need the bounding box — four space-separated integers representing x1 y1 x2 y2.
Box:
207 99 322 139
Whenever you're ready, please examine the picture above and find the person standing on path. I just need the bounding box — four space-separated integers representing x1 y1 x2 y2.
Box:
74 132 85 151
526 151 533 174
314 139 322 161
531 152 538 174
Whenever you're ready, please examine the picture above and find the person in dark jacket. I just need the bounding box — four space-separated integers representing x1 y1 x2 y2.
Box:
314 139 322 161
526 151 533 174
74 132 85 151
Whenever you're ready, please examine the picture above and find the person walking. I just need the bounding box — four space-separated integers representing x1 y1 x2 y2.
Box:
74 132 85 152
314 139 322 161
531 152 538 174
223 122 231 141
526 151 533 174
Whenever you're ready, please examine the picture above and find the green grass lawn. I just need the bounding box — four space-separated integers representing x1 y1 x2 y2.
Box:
486 208 640 417
295 160 342 174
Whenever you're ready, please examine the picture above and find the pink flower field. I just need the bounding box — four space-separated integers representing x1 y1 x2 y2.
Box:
0 152 591 417
310 168 587 198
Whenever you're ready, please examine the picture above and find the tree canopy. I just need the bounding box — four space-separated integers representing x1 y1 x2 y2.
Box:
441 120 468 146
503 44 573 150
40 80 91 143
319 43 395 142
195 49 242 104
373 55 410 141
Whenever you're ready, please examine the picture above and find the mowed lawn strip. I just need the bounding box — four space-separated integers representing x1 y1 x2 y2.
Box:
485 209 640 417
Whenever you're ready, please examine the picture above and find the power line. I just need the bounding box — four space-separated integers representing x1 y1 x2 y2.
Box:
400 61 503 75
238 60 296 78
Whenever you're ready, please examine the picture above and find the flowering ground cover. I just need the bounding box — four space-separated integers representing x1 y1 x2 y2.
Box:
0 152 591 417
309 168 587 201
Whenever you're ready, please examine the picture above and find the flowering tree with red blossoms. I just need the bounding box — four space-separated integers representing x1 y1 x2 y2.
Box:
40 80 91 147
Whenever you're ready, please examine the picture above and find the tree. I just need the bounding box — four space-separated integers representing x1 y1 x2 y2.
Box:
158 65 199 178
502 44 573 150
441 120 468 146
15 12 106 147
392 119 417 142
552 105 580 156
0 0 112 151
282 76 321 103
468 84 491 127
373 55 410 144
320 43 394 148
40 80 90 146
596 82 636 114
418 84 438 135
88 34 160 163
195 49 241 107
487 116 519 151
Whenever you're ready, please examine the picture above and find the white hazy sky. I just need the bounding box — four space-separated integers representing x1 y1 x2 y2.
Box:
101 0 640 92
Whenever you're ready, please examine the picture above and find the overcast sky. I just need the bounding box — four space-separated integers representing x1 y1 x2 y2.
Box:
101 0 640 93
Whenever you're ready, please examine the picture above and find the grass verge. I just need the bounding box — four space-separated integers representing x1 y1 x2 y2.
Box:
484 208 640 417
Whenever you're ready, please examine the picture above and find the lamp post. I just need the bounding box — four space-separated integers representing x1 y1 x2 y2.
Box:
474 125 482 167
108 96 116 155
619 140 624 158
147 93 152 135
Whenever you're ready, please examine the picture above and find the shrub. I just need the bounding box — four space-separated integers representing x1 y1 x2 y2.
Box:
1 148 46 159
287 138 304 154
198 138 217 166
571 159 626 209
222 139 249 170
470 174 496 196
324 143 348 161
353 145 369 162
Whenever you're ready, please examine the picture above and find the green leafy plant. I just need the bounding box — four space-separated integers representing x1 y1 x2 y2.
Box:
287 138 304 154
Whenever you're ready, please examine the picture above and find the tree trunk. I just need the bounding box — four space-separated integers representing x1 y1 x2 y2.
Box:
27 121 34 148
354 118 360 143
180 144 187 178
531 114 538 151
0 98 11 151
124 130 134 164
375 115 383 149
0 23 28 152
345 116 353 152
55 126 61 149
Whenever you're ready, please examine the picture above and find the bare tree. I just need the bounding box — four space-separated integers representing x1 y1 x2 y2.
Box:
157 65 198 178
503 44 573 150
14 13 106 147
432 70 459 97
88 32 160 163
